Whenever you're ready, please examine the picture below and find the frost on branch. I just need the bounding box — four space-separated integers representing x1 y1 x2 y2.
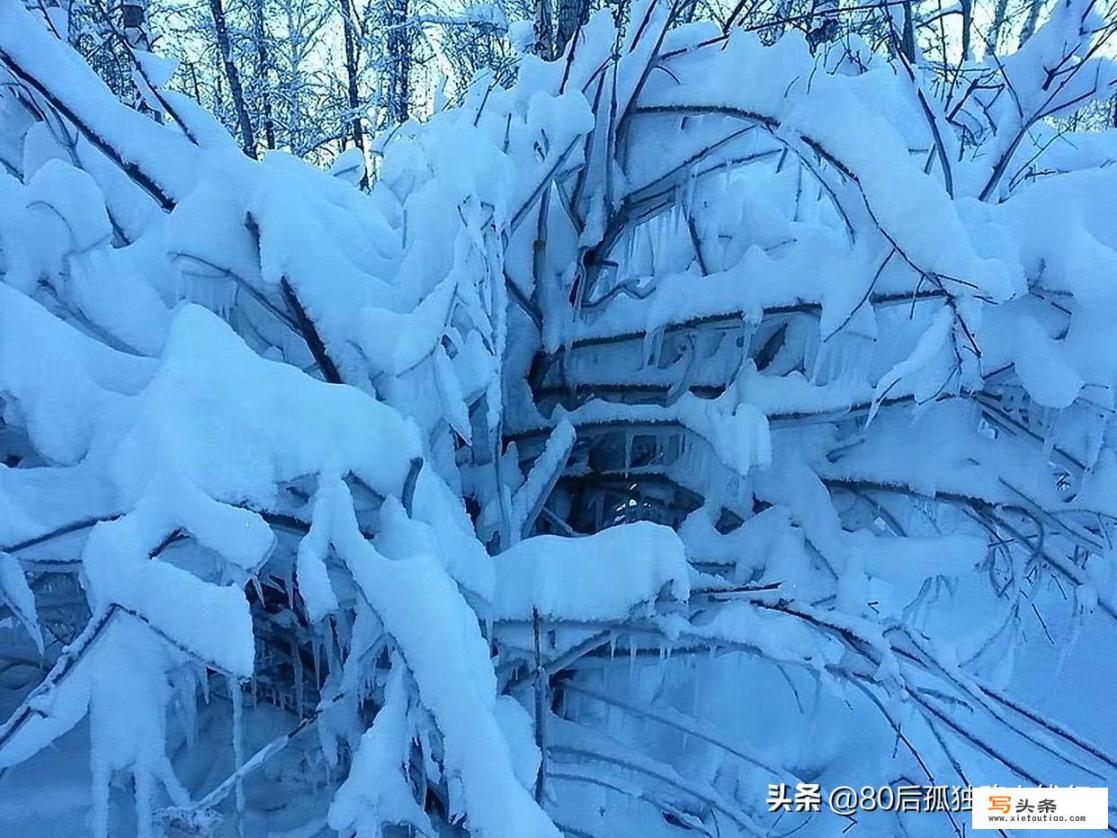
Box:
1 0 1117 835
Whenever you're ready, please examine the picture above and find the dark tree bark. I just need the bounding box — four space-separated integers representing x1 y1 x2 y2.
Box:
555 0 589 56
384 0 412 124
899 0 916 62
208 0 257 157
989 0 1009 53
339 0 368 187
188 61 202 101
120 0 150 51
960 0 973 60
807 0 839 50
1018 0 1044 47
533 0 554 60
119 0 159 119
250 0 276 150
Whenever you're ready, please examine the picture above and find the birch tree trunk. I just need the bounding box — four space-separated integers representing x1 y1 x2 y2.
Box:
208 0 257 157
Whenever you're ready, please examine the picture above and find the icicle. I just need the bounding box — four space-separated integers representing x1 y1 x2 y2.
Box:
629 635 638 676
643 325 665 370
1053 596 1086 683
178 271 237 320
325 616 341 679
91 755 111 838
655 647 671 694
1042 407 1058 459
177 669 199 750
229 676 245 815
806 329 825 385
291 634 305 718
134 765 155 838
683 171 698 218
1085 409 1107 471
312 635 322 691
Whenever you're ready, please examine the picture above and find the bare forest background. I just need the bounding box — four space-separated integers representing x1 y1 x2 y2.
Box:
38 0 1117 178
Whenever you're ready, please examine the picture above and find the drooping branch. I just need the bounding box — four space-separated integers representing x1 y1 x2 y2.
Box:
280 278 343 384
0 46 176 210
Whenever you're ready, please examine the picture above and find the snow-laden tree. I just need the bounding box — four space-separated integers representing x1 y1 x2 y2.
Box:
1 0 1117 835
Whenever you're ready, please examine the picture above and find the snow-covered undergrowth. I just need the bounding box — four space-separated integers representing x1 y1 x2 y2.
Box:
1 0 1116 835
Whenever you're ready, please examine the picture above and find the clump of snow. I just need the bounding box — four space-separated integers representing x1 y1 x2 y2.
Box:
493 522 690 620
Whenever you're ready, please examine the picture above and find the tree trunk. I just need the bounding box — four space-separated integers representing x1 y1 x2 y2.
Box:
251 0 276 150
384 0 411 124
188 62 201 101
120 0 151 51
900 0 916 62
990 0 1010 53
807 0 839 50
533 0 554 60
208 0 257 157
339 0 367 187
555 0 589 56
1018 0 1044 47
119 0 158 118
959 0 973 60
677 0 698 23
